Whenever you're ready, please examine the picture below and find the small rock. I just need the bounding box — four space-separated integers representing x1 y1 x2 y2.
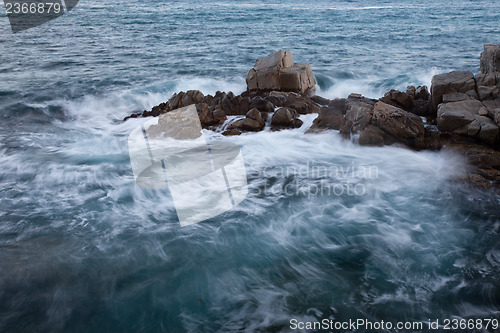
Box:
271 107 303 130
222 128 242 136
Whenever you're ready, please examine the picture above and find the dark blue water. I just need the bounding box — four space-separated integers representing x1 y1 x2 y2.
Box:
1 0 500 332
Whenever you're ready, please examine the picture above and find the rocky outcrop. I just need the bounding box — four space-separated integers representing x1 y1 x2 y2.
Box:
246 50 316 93
271 107 303 130
123 44 500 189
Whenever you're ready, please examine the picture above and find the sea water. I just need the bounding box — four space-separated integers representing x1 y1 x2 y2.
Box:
1 0 499 331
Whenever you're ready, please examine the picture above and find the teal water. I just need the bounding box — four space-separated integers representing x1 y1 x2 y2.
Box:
1 0 500 332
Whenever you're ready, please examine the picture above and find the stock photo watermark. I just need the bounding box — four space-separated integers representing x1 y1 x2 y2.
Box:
3 0 78 33
249 161 379 199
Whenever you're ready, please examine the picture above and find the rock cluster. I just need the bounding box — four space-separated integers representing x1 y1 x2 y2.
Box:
123 45 500 189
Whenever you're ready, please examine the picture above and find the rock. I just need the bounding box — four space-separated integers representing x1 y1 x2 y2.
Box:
410 99 430 116
415 85 430 101
271 107 303 130
306 99 346 133
340 94 376 137
423 126 442 150
222 128 242 136
406 86 416 99
405 86 431 116
358 125 385 146
220 91 251 115
310 95 331 106
278 63 316 93
246 50 316 93
482 98 500 118
494 109 500 126
477 85 499 101
249 96 275 113
167 90 204 111
196 103 227 127
263 91 320 114
480 43 500 74
437 100 499 144
442 92 473 103
380 89 413 110
372 101 425 148
430 71 476 112
467 173 492 189
444 143 500 170
437 100 482 132
475 73 497 86
254 49 294 70
477 116 499 144
228 108 266 132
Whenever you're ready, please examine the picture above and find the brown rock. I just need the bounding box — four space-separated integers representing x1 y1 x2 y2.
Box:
358 125 385 146
306 99 346 133
271 107 303 130
372 101 425 148
249 96 275 113
228 108 266 132
340 94 376 137
380 89 413 110
437 100 499 144
222 128 242 136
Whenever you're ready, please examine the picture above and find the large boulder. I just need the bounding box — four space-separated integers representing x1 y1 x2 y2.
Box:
430 71 476 112
437 100 499 145
480 43 500 74
271 107 303 130
246 50 316 93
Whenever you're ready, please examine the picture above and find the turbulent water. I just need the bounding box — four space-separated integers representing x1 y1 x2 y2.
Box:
1 0 500 332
